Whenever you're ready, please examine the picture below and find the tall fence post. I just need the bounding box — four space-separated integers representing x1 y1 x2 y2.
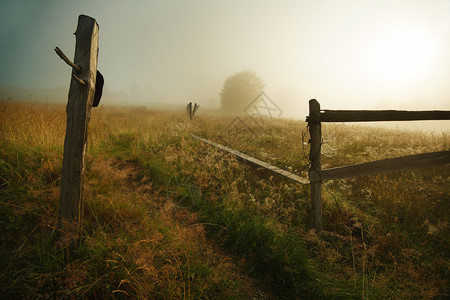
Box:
58 15 99 234
308 99 323 232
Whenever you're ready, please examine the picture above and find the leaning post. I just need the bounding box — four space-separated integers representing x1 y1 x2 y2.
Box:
308 99 323 232
193 103 200 117
58 15 99 234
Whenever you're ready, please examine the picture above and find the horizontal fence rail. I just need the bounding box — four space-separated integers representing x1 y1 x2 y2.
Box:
306 110 450 123
307 99 450 232
191 134 309 185
310 151 450 182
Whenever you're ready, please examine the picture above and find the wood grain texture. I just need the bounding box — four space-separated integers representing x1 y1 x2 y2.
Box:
310 151 450 182
58 15 99 226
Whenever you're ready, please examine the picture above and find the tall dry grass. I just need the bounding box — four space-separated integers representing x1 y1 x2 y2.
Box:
0 100 448 298
0 101 66 148
187 112 449 298
0 102 261 298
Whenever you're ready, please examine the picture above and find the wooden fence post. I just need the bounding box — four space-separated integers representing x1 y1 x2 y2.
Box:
58 15 99 233
193 103 200 116
187 102 192 119
308 99 323 232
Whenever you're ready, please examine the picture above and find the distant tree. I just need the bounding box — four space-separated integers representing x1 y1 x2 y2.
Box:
220 70 265 113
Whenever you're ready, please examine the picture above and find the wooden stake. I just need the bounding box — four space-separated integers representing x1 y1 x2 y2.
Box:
193 103 200 116
187 102 192 119
58 15 99 232
54 46 82 72
308 99 323 233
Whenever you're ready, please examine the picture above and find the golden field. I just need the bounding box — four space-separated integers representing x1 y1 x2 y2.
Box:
0 101 448 299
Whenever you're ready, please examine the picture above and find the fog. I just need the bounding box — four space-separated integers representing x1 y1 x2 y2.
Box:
1 0 449 129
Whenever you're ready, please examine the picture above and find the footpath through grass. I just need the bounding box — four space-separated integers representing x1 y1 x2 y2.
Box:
1 101 448 299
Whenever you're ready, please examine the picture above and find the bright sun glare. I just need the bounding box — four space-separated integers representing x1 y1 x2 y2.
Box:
369 29 434 83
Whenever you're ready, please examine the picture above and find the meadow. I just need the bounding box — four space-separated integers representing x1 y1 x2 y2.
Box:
0 101 448 299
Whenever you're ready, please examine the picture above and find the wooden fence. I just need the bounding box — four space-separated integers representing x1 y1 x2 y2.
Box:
191 134 309 184
307 99 450 232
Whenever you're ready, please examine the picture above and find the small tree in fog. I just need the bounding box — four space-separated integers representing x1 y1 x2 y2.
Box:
220 70 265 113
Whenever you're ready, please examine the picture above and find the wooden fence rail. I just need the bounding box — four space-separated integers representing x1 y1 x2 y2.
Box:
190 100 449 234
191 134 309 184
307 110 450 123
307 99 450 233
310 151 450 182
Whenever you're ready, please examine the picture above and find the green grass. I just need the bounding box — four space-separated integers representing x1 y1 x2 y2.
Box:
0 101 448 298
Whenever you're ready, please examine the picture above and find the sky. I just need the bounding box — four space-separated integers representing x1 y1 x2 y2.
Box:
0 0 449 120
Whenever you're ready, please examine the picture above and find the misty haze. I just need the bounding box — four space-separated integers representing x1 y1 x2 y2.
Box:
1 0 449 299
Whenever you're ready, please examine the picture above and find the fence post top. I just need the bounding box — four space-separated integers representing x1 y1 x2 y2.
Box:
309 99 320 116
78 14 97 22
309 99 320 107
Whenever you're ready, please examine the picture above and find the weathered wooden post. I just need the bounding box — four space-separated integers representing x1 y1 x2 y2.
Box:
57 15 99 234
187 102 193 119
193 103 200 116
308 99 323 232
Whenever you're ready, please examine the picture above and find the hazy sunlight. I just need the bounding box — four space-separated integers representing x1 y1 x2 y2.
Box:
369 28 434 83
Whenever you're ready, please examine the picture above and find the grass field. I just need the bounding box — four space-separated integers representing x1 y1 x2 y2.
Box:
0 101 448 299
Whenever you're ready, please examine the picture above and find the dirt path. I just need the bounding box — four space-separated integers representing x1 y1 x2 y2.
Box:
86 157 271 299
